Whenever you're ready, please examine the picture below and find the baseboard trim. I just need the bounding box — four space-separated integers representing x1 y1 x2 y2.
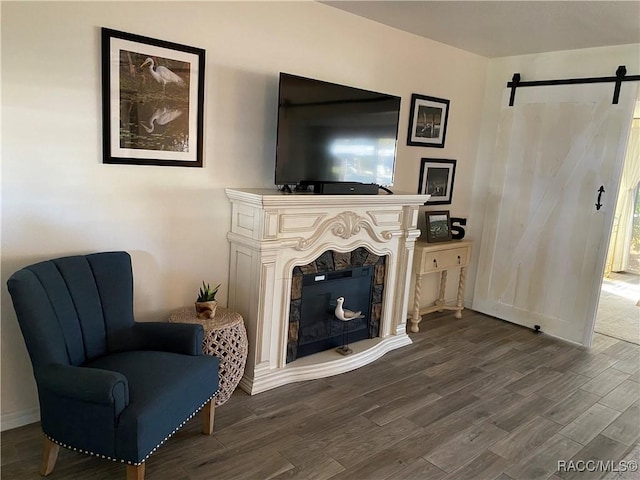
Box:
1 407 40 431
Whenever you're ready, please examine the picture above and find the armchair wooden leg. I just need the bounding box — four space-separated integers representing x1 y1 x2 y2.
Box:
201 398 215 435
126 463 145 480
40 437 59 476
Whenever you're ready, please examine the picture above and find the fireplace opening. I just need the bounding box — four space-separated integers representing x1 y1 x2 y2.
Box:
296 266 373 359
287 248 386 363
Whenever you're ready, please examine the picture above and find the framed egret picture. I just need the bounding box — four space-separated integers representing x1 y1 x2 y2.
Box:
418 158 457 205
407 94 450 148
101 28 205 167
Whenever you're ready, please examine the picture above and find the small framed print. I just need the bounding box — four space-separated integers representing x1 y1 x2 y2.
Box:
425 210 452 243
407 94 450 148
101 28 205 167
418 158 457 205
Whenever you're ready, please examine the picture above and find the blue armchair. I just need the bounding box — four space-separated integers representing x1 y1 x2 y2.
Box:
7 252 219 480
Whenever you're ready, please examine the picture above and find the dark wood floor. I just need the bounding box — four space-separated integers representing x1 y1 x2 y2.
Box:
2 310 639 480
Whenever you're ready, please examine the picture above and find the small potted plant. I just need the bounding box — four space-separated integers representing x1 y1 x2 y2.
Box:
195 282 220 319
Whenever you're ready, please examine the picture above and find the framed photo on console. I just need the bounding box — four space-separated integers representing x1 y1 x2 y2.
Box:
101 28 205 167
425 210 452 243
407 94 450 147
418 158 457 205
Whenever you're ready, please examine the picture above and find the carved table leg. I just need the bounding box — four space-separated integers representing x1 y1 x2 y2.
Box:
410 273 422 333
455 266 467 319
435 270 447 311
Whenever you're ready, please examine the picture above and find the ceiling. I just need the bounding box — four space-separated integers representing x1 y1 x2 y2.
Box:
320 1 640 58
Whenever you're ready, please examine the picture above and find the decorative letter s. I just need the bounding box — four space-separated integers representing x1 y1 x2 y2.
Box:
450 217 467 240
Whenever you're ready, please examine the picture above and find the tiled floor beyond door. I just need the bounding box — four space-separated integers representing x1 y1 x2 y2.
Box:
596 272 640 345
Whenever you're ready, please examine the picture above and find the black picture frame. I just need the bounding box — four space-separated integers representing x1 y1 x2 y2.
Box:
101 28 205 167
425 210 452 243
407 94 450 148
418 158 457 205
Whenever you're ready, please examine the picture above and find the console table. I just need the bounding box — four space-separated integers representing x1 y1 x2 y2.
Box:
410 240 472 332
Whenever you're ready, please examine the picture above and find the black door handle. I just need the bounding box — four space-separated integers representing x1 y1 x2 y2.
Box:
596 186 605 211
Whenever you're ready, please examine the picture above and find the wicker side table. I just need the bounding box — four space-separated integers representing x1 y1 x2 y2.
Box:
168 306 248 406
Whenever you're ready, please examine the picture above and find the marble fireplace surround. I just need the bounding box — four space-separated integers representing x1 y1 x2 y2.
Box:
226 188 429 395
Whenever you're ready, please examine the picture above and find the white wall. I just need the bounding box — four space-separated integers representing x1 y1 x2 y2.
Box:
1 1 487 429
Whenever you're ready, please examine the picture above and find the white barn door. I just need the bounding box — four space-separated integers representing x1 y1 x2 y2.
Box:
473 83 637 345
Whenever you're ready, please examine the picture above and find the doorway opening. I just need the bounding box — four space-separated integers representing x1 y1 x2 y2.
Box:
596 104 640 345
629 186 640 274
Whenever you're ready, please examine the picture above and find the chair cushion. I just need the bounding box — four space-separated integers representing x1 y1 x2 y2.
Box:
85 350 219 463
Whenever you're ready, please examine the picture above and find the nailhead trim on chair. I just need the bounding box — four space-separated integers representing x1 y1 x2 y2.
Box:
43 391 218 466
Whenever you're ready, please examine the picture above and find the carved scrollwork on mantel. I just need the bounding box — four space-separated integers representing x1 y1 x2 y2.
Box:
294 211 392 251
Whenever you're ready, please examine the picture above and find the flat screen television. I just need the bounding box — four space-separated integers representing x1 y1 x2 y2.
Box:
274 73 401 192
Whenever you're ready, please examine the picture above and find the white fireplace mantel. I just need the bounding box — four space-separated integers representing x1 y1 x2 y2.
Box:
225 188 429 394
